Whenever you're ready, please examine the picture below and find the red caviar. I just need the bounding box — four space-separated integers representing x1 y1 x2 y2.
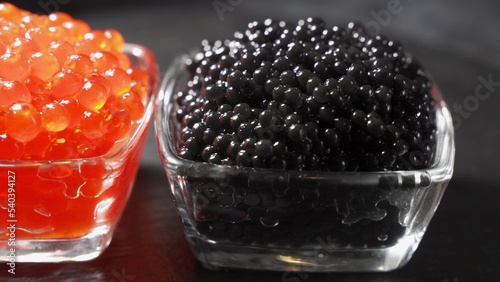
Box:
0 4 154 241
0 5 147 155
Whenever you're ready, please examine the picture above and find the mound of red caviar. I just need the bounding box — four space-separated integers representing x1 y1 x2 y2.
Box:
0 3 151 160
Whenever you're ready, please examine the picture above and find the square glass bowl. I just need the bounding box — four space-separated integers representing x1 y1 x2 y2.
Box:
0 44 158 262
155 55 455 272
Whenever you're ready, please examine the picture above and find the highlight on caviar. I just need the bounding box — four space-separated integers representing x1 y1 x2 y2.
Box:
0 3 158 262
156 18 455 272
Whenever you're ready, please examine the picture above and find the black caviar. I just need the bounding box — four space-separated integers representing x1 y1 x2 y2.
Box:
175 18 436 172
190 177 406 248
171 18 439 249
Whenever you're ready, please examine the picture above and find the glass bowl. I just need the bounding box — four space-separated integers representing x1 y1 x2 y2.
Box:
0 43 158 262
155 55 455 272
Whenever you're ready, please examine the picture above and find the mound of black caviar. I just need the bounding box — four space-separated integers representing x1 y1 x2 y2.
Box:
175 18 436 172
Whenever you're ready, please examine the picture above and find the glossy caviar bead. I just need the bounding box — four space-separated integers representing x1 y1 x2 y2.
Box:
227 70 246 88
235 122 251 140
104 109 131 142
236 150 252 166
208 153 222 164
202 84 225 101
392 139 409 156
255 139 273 158
76 81 109 111
234 103 252 119
90 51 120 73
312 85 329 103
259 110 277 128
41 102 70 132
0 53 30 81
103 68 131 96
5 102 42 142
80 111 108 139
30 52 60 81
50 70 84 99
366 116 385 137
229 113 248 129
48 41 75 64
288 124 306 144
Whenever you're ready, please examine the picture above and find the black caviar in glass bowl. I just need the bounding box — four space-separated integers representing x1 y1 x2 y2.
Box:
155 18 455 272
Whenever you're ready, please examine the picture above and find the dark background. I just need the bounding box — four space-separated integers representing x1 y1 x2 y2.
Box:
2 0 500 281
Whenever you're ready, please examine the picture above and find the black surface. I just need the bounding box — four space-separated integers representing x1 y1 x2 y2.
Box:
2 0 500 281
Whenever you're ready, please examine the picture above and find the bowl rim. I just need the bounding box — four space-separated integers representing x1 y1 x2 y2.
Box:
0 43 159 166
155 54 455 185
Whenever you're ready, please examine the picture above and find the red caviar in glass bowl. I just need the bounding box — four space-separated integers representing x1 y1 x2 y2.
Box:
0 3 158 262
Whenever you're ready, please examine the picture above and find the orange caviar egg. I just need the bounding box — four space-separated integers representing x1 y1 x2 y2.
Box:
0 52 30 81
76 80 109 111
58 98 82 129
30 52 60 81
24 75 48 96
80 111 108 139
128 67 151 99
0 20 21 43
119 91 144 122
62 19 91 40
50 26 71 43
0 80 31 111
75 40 95 55
87 74 111 94
114 51 131 69
104 29 124 52
0 3 22 22
102 68 131 96
84 31 112 51
48 41 76 65
90 51 119 73
50 70 84 99
64 54 93 76
104 109 131 142
41 102 71 132
5 102 42 142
